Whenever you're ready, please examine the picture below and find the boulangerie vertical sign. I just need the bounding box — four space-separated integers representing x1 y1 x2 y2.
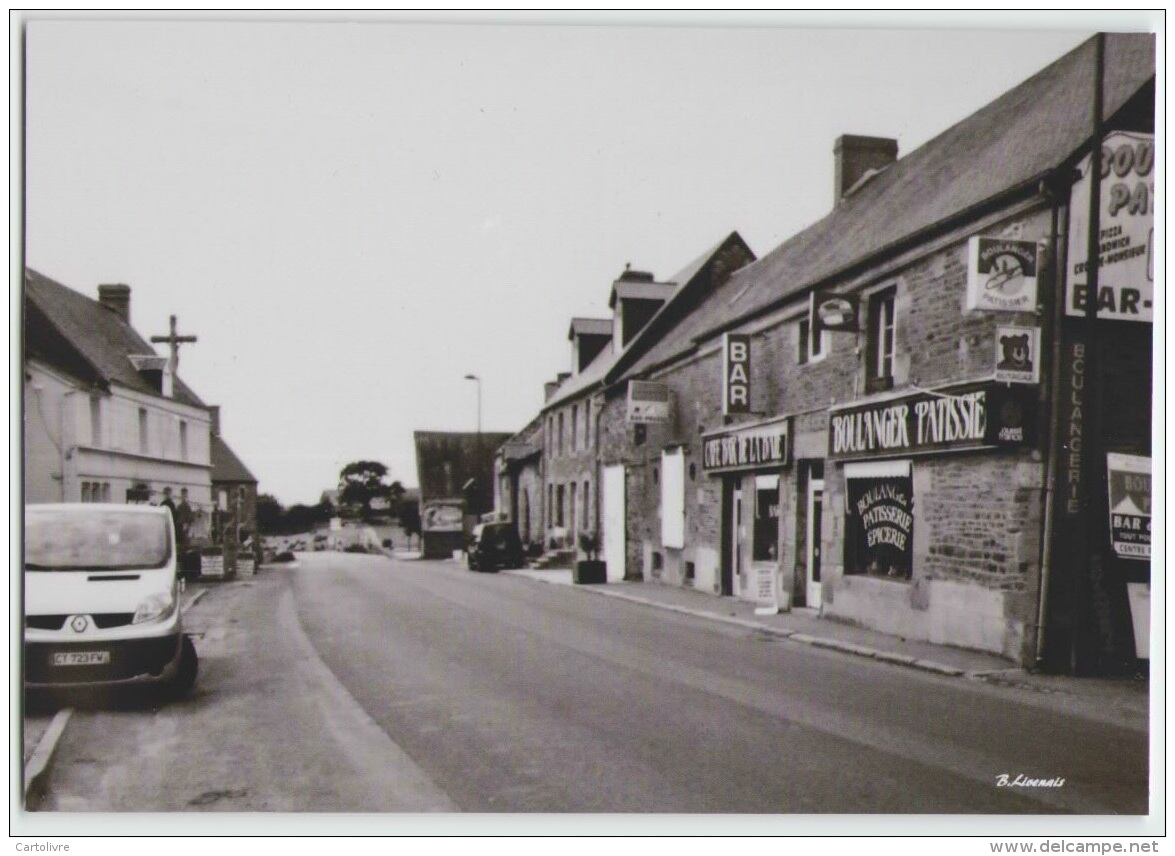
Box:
723 333 751 415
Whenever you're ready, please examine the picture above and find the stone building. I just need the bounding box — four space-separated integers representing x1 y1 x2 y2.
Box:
600 33 1154 673
24 269 213 511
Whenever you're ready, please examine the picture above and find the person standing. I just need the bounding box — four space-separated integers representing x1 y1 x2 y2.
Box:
175 488 194 551
159 486 177 518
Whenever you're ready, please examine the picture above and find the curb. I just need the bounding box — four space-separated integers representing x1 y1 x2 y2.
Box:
24 708 71 807
541 577 976 680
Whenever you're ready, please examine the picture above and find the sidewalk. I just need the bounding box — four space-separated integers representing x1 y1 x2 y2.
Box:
507 568 1151 730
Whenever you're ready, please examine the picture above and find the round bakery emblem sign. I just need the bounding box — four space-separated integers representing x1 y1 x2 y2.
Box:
967 236 1039 311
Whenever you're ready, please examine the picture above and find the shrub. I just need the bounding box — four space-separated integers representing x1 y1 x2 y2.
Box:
344 544 368 554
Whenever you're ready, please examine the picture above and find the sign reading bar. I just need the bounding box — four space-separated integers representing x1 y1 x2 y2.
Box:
966 236 1040 312
627 380 670 423
1107 453 1150 560
1066 131 1155 322
828 382 1036 460
703 417 791 474
723 333 751 415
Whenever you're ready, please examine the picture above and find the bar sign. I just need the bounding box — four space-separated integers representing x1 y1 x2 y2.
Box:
723 333 751 415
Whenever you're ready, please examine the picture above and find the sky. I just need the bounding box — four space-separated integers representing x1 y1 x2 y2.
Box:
18 12 1146 506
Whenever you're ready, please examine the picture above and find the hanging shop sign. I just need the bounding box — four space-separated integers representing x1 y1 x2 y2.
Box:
828 381 1036 460
627 380 671 423
965 236 1040 312
702 416 791 474
994 325 1042 385
811 288 860 334
1106 453 1150 560
422 500 464 533
1066 131 1155 322
723 333 751 415
844 461 914 580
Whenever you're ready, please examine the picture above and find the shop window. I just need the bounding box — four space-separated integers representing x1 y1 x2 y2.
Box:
752 475 780 562
866 287 897 393
844 461 913 580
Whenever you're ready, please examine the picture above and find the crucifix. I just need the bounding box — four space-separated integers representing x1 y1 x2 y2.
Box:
150 315 197 396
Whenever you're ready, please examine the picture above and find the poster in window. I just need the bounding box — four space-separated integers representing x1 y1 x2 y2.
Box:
1106 453 1150 560
845 473 913 579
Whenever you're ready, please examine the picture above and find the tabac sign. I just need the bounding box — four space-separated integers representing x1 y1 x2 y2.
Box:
828 382 1036 460
627 380 670 423
702 416 791 474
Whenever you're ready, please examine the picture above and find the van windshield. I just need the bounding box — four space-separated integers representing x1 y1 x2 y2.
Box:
25 508 172 571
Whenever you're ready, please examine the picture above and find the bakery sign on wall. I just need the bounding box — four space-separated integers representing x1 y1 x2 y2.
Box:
828 381 1036 460
965 236 1040 312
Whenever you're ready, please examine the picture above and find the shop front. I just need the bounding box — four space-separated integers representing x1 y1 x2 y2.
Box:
823 380 1041 661
703 416 792 609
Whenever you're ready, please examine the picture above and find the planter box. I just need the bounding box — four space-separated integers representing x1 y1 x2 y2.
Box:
574 560 607 585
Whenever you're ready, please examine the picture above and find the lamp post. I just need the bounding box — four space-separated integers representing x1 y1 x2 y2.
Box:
464 374 482 518
463 374 481 436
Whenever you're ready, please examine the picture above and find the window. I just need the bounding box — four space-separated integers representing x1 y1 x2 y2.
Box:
798 318 826 365
556 484 565 527
179 420 188 461
138 408 149 454
101 483 111 502
89 396 102 447
752 475 780 562
547 484 553 528
844 460 913 580
558 412 565 455
571 405 578 453
569 488 577 536
867 287 897 392
585 400 592 448
81 482 92 503
582 481 590 529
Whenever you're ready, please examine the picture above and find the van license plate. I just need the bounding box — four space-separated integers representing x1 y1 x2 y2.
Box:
52 651 110 666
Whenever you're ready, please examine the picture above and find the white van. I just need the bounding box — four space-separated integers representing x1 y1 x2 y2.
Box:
24 503 197 695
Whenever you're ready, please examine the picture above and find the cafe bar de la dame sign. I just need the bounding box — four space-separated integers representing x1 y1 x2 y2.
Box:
828 381 1036 460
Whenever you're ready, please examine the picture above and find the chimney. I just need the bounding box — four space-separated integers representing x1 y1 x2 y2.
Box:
208 405 221 436
834 135 898 205
98 283 131 324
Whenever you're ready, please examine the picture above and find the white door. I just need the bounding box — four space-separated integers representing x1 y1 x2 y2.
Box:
603 465 626 582
806 478 825 609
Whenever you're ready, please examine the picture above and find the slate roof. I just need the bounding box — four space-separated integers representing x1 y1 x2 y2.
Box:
544 232 752 411
413 430 513 501
210 434 257 484
568 317 612 340
24 268 206 409
617 33 1155 381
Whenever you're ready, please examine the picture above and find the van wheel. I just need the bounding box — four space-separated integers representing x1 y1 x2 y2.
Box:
171 635 198 698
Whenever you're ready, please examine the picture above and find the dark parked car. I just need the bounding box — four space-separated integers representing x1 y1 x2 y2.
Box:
466 522 525 572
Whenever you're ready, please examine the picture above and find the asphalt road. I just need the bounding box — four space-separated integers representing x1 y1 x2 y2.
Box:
29 551 1148 816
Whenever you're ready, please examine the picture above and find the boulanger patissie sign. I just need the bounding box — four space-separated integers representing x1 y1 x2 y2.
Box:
966 237 1040 312
828 382 1036 460
1066 131 1155 322
1107 453 1150 560
702 417 791 473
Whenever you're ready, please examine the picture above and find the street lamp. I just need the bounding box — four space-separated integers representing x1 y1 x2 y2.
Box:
464 374 483 520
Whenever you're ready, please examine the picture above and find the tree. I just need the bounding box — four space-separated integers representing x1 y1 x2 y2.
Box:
256 493 285 534
338 460 393 520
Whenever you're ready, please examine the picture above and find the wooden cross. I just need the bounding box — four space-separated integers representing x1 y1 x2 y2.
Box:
150 315 197 375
